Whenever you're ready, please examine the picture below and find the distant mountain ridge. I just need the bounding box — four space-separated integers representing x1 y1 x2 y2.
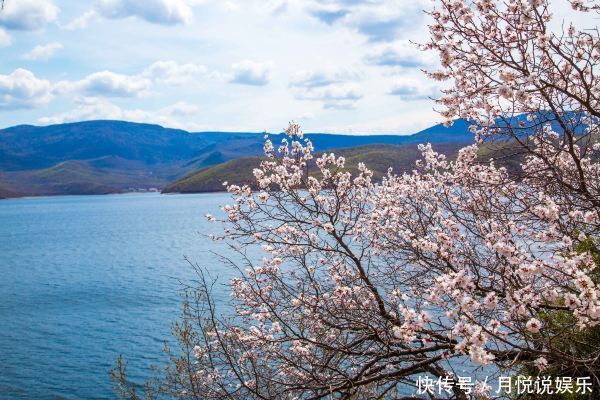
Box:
0 119 474 198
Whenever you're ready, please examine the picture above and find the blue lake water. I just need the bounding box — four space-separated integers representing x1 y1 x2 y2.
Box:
0 193 235 400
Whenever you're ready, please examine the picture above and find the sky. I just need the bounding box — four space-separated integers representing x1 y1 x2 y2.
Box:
0 0 588 134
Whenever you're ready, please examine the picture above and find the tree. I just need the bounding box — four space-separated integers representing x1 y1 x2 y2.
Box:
115 1 600 398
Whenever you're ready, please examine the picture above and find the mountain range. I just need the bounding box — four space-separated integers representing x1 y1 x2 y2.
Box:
0 119 475 198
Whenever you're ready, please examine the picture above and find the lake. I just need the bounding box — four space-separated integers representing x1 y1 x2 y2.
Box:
0 193 236 400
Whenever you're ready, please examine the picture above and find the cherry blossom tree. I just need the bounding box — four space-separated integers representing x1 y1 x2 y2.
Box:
115 1 600 399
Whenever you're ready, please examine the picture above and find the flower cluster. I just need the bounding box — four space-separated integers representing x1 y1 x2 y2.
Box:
182 108 599 398
129 2 600 399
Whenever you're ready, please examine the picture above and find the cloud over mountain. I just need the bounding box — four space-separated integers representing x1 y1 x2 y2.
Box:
38 98 201 131
55 71 151 98
0 69 53 110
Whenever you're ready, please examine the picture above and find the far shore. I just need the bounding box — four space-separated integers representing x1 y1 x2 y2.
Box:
0 190 231 201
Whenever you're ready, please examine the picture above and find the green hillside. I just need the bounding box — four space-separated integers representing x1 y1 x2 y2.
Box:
163 143 467 193
164 158 263 193
0 158 166 196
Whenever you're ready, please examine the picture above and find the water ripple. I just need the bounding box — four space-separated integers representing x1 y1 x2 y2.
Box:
0 193 237 400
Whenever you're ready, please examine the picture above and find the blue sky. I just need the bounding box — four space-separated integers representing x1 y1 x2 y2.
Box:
0 0 570 134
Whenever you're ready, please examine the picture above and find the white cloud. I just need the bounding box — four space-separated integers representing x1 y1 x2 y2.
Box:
229 60 272 86
0 0 59 31
365 40 435 68
306 1 352 25
143 60 208 85
161 101 200 116
70 0 201 29
297 111 316 120
38 98 199 130
95 0 193 25
309 7 348 25
23 42 63 61
296 83 362 110
0 68 53 110
307 0 428 42
38 97 150 125
51 62 209 101
63 10 98 30
345 1 426 42
223 1 239 12
223 0 287 14
388 77 437 100
55 71 151 97
0 28 12 47
0 0 444 133
289 67 360 88
318 108 441 135
265 0 288 14
290 67 363 109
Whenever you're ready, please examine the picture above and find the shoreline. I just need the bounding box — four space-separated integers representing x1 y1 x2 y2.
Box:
0 190 228 201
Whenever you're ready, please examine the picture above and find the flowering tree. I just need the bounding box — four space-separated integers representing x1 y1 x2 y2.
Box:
115 1 600 399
